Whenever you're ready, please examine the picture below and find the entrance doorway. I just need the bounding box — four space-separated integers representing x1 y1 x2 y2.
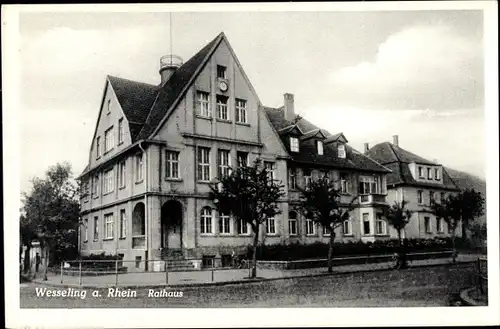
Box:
161 200 183 249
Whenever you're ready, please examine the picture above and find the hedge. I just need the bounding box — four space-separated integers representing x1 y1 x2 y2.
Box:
245 237 471 261
74 252 123 269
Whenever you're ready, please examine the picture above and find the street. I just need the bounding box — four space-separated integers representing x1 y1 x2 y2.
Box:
20 263 475 308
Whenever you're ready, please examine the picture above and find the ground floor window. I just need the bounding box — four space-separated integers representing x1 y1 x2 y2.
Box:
305 219 315 236
104 213 114 239
437 218 444 233
343 219 352 235
425 217 431 233
219 212 231 235
266 217 276 235
322 224 331 236
362 213 370 235
119 209 126 238
237 219 250 235
288 216 297 236
200 207 213 234
375 214 386 235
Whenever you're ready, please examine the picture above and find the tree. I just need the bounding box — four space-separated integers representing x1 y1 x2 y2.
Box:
458 189 485 239
296 176 356 273
20 214 38 274
209 159 285 278
21 162 81 280
384 200 413 269
431 195 460 263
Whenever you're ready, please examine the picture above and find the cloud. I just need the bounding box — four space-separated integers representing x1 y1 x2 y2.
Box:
329 24 483 111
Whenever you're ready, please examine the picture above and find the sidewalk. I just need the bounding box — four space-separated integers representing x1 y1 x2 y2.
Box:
31 254 479 289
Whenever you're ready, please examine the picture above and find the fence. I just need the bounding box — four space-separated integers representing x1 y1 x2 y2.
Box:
52 256 252 286
475 256 488 295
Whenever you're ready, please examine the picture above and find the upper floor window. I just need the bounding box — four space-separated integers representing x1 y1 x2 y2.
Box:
135 153 143 182
418 166 424 178
266 217 276 235
288 167 297 190
107 99 111 115
429 191 435 206
103 168 114 194
96 136 101 159
434 168 441 180
83 181 90 202
217 65 227 79
118 118 124 144
166 151 180 179
118 160 126 188
427 168 432 179
303 168 312 189
92 174 99 197
359 176 378 195
417 190 423 205
235 99 247 123
264 162 275 181
321 171 330 183
337 144 346 159
216 95 229 120
290 137 299 152
340 173 350 194
237 151 248 168
104 127 114 153
197 147 211 182
317 140 324 155
200 207 213 235
218 149 231 177
197 91 211 117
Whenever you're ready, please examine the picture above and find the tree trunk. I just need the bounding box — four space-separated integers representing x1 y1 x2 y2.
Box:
251 226 259 279
23 246 31 275
451 229 457 264
43 245 49 281
327 230 336 273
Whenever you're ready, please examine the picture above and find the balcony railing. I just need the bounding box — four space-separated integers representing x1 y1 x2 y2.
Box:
359 193 387 204
132 235 146 249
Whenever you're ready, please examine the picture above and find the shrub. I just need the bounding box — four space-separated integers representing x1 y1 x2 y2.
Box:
77 252 122 269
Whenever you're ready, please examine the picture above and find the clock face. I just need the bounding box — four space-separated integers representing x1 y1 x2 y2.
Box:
219 81 228 92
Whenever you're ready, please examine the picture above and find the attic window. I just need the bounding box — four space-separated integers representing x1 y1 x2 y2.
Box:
290 137 299 152
107 100 111 115
434 168 441 181
317 140 324 155
217 65 227 79
337 144 346 158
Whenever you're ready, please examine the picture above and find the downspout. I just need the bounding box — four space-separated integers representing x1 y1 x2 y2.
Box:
138 141 149 267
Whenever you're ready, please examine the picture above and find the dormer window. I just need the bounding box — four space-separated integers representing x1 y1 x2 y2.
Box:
290 137 299 152
427 168 432 180
434 168 440 180
337 144 346 158
317 140 324 155
418 166 424 178
217 65 227 79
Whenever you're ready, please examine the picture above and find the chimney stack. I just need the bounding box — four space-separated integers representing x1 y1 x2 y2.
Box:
364 143 370 153
159 54 183 86
392 135 399 146
284 93 295 121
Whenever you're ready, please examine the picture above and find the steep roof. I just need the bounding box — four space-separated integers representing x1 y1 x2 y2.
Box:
264 107 390 173
366 142 459 190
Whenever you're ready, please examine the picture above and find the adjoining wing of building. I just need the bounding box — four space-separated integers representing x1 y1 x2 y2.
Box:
365 137 462 239
77 32 457 270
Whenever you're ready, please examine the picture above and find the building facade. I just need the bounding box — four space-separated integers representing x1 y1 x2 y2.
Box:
365 136 462 239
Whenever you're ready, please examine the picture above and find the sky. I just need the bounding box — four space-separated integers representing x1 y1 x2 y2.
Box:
13 5 490 193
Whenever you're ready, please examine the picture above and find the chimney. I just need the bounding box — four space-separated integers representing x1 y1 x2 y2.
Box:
159 54 183 86
284 93 295 121
364 143 369 153
392 135 399 147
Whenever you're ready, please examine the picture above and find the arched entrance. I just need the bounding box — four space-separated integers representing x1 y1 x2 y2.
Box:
161 200 183 249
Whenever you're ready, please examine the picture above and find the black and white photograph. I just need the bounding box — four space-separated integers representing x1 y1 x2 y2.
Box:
3 2 499 328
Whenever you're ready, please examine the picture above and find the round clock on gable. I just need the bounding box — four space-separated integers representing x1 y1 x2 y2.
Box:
218 80 228 92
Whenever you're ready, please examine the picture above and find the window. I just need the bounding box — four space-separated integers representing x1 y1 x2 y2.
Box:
83 218 88 242
305 219 315 235
376 214 386 235
83 181 90 202
200 207 213 234
104 213 114 239
104 127 114 153
265 162 275 181
340 173 350 194
217 65 227 79
317 140 324 155
417 190 423 204
343 219 352 236
430 191 435 206
219 212 231 235
237 151 248 168
197 91 211 117
418 166 424 178
166 151 180 179
218 149 231 177
119 209 127 238
290 137 299 152
216 95 229 120
103 168 114 194
320 171 330 184
303 169 312 189
362 213 370 235
288 212 298 236
237 219 250 235
197 147 211 181
440 192 445 203
425 217 431 233
337 144 346 158
135 153 143 182
135 256 141 269
266 217 276 235
92 174 99 197
437 217 444 233
359 176 378 195
118 160 126 188
107 99 111 114
235 99 247 123
96 137 101 159
93 216 99 241
435 168 441 180
427 168 432 179
118 118 124 144
288 167 297 189
323 224 331 236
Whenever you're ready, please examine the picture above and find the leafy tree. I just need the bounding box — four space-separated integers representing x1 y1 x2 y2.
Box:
431 195 460 263
20 214 38 274
458 189 485 239
21 162 81 280
209 159 285 278
384 200 413 269
296 177 356 273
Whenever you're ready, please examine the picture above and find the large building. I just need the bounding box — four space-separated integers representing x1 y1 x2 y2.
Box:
365 136 462 239
77 32 393 269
